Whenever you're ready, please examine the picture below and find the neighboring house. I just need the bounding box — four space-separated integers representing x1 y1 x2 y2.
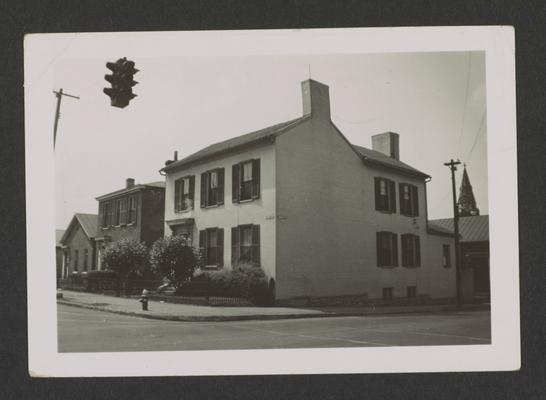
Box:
431 166 489 302
59 214 98 278
55 229 65 278
94 178 165 270
160 79 456 303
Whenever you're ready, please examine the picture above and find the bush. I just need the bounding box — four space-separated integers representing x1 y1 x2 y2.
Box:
150 235 199 286
101 238 149 277
83 270 119 292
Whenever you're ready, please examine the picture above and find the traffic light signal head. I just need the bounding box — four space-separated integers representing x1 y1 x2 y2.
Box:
103 57 139 108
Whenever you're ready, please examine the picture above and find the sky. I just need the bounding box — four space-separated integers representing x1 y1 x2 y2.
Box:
38 34 487 229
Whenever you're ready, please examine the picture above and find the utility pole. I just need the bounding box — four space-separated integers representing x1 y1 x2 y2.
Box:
53 88 80 147
444 159 462 309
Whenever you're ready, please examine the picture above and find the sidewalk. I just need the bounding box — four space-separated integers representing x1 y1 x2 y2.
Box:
57 290 489 322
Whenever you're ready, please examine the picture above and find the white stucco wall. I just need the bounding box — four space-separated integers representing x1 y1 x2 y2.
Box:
163 143 276 279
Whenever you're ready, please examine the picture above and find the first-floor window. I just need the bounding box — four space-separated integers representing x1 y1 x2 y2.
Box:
199 228 224 267
83 249 88 271
74 249 79 271
401 234 421 267
407 286 417 299
231 224 260 265
376 231 398 267
383 287 394 301
442 244 451 268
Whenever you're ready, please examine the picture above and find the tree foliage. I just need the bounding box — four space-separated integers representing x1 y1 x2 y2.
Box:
150 235 199 285
101 238 149 277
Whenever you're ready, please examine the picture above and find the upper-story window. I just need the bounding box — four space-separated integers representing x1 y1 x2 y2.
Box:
127 195 137 224
374 177 396 213
200 168 224 207
174 176 195 212
376 231 398 267
100 201 112 228
399 183 419 216
401 234 421 267
232 159 260 202
112 198 128 226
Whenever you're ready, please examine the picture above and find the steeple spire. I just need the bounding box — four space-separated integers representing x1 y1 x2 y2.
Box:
458 164 480 217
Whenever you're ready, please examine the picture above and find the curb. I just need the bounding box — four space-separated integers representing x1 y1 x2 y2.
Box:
58 299 489 322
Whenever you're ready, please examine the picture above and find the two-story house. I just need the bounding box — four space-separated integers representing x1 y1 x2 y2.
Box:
94 178 165 269
160 79 456 303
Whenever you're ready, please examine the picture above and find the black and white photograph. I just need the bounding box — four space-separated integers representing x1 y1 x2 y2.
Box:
24 27 519 376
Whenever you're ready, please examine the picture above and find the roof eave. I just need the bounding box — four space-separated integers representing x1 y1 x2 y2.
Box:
360 157 430 179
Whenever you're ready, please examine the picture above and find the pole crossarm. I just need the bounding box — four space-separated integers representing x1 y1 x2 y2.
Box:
53 88 80 148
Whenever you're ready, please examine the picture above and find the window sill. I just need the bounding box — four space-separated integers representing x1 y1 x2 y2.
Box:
401 213 419 218
376 210 396 215
377 265 398 269
203 204 222 209
175 208 193 214
402 265 421 268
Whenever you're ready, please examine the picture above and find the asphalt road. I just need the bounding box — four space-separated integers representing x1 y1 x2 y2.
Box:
58 304 491 352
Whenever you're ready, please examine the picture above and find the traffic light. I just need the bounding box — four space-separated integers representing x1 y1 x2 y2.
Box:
103 57 139 108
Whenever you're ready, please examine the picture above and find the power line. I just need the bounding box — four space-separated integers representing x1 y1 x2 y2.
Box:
466 109 486 160
456 53 472 157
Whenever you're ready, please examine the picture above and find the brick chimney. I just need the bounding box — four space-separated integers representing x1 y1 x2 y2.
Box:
372 132 400 160
301 79 330 121
126 178 135 188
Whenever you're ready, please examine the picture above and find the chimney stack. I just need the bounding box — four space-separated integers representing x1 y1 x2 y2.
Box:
126 178 135 188
301 79 330 120
174 151 178 161
372 132 400 160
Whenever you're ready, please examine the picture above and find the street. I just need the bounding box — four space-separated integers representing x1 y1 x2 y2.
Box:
58 304 491 352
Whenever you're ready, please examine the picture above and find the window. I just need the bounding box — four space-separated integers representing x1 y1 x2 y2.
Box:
401 234 421 267
127 196 137 224
174 176 195 212
374 177 396 212
382 287 394 301
231 224 260 265
119 197 128 224
83 249 88 271
376 232 398 267
199 228 224 267
74 249 79 271
232 159 260 202
100 202 112 228
200 168 224 207
399 183 419 216
407 286 417 300
113 199 122 226
442 244 451 268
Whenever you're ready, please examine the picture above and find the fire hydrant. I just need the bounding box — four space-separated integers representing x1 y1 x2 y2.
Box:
139 289 149 311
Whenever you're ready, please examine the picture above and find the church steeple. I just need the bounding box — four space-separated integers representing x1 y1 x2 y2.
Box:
458 164 480 217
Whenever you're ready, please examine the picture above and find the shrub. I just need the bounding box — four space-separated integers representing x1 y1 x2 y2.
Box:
150 235 199 286
83 270 119 292
101 238 149 277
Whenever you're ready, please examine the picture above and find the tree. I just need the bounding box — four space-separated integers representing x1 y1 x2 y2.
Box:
150 235 199 286
101 238 149 278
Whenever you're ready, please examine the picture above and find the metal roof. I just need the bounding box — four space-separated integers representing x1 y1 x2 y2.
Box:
430 215 489 242
60 213 99 244
56 229 65 247
351 144 429 178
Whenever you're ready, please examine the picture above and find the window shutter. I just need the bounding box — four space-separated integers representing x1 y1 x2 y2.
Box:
217 228 224 267
392 233 398 266
232 164 240 203
251 159 260 199
389 180 396 213
251 224 260 265
217 168 225 205
174 179 181 212
132 196 138 224
412 185 419 216
98 203 104 228
415 235 421 266
199 230 207 262
399 183 405 215
200 173 206 208
121 198 128 224
374 178 380 211
376 232 383 266
189 176 195 209
401 234 407 266
231 227 240 264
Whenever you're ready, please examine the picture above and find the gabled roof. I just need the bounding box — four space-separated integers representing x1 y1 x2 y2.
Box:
427 222 455 237
56 229 65 247
60 213 99 244
161 116 310 172
430 215 489 242
96 181 165 201
351 144 429 178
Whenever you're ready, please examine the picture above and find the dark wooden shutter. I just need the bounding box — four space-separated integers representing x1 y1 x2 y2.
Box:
232 164 240 203
412 185 419 216
231 227 240 264
389 180 396 213
120 198 128 224
132 196 138 224
251 159 260 199
251 224 260 265
98 203 104 228
217 228 224 267
374 178 381 211
401 234 407 266
189 176 195 209
174 179 181 212
391 233 398 266
415 235 421 266
217 168 224 205
399 183 406 215
200 173 206 207
376 232 383 266
199 230 207 263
